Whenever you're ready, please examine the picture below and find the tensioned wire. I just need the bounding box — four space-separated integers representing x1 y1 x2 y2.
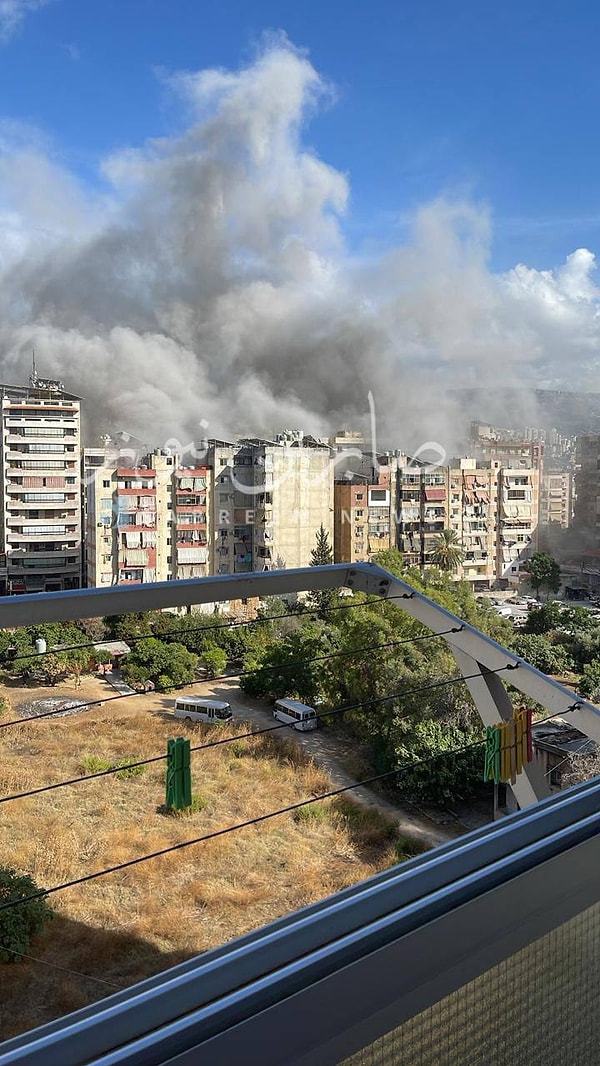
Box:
0 659 516 806
0 700 519 917
0 624 465 731
0 592 418 664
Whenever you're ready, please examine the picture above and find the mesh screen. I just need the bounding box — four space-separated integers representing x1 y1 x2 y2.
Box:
339 899 600 1065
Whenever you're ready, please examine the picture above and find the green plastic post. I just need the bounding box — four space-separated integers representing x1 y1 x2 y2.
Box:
166 737 192 810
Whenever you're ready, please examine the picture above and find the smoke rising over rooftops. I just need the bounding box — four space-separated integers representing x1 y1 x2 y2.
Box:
0 36 599 450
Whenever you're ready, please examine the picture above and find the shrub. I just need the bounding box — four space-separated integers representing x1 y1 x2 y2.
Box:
80 755 145 779
333 797 397 845
0 867 53 962
293 802 327 824
395 835 426 862
161 792 208 817
201 647 228 679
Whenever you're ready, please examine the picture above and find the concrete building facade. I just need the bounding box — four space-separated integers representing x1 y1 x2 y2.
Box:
540 470 572 530
396 460 449 569
1 380 81 594
333 471 394 564
208 434 334 576
573 434 600 541
84 446 209 587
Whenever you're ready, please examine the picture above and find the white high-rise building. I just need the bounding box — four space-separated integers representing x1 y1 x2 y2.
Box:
0 374 82 594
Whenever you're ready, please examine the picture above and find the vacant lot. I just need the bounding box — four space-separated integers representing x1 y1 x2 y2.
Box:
0 674 406 1040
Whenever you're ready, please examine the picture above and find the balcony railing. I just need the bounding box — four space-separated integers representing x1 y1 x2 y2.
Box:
2 562 600 1065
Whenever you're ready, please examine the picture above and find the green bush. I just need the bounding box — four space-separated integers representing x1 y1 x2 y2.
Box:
162 792 208 817
0 867 53 962
81 755 145 779
293 802 327 824
201 647 228 679
395 835 426 862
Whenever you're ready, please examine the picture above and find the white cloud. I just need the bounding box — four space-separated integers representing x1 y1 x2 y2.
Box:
0 0 49 42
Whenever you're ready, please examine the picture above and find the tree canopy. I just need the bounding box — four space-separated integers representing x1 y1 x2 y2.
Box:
523 552 561 600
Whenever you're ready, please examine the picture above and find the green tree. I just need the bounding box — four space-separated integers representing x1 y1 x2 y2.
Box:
0 867 53 963
513 634 572 675
310 524 334 566
241 625 331 703
201 647 228 679
307 525 336 616
578 658 600 700
524 601 564 635
429 530 465 573
523 552 561 601
121 638 197 692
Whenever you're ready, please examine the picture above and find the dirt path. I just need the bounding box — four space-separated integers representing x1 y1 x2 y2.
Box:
195 678 462 850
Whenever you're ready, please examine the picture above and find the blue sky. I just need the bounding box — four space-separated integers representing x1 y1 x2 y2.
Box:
2 0 600 271
1 0 600 447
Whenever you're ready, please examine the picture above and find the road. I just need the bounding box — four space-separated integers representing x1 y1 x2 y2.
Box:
194 676 462 850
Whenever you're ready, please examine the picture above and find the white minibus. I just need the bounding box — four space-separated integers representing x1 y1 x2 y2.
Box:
173 697 233 724
273 698 318 731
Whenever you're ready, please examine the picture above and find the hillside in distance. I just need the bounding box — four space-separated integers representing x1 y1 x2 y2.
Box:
448 388 600 436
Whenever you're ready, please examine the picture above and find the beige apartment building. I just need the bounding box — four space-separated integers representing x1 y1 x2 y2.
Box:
0 378 81 594
207 433 334 575
540 470 572 529
447 458 540 590
84 445 210 587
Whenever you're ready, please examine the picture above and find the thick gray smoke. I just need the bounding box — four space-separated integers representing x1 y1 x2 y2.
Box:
1 36 599 452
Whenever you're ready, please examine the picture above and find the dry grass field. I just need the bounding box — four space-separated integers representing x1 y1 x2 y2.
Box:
0 675 407 1041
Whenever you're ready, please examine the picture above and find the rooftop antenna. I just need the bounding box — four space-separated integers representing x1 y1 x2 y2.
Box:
30 350 38 387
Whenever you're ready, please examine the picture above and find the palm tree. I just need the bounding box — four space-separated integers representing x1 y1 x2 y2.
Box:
429 529 465 573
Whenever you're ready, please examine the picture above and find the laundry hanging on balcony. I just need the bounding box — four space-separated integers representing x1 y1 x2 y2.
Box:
483 707 533 785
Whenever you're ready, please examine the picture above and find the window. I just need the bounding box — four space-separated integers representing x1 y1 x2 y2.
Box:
103 480 111 488
22 525 66 535
356 492 364 500
23 493 65 502
101 498 112 510
23 427 65 437
28 443 65 453
220 458 227 466
370 489 387 501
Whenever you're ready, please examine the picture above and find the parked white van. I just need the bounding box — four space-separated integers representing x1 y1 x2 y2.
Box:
273 698 318 731
173 697 233 724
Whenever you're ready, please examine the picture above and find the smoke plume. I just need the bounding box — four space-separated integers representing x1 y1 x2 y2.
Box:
0 36 599 452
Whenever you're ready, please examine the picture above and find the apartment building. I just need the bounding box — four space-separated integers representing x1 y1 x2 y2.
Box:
0 378 81 594
207 433 333 575
448 459 497 589
540 470 572 529
472 431 544 475
446 458 539 589
573 434 600 543
396 459 448 569
333 472 393 563
84 445 210 587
